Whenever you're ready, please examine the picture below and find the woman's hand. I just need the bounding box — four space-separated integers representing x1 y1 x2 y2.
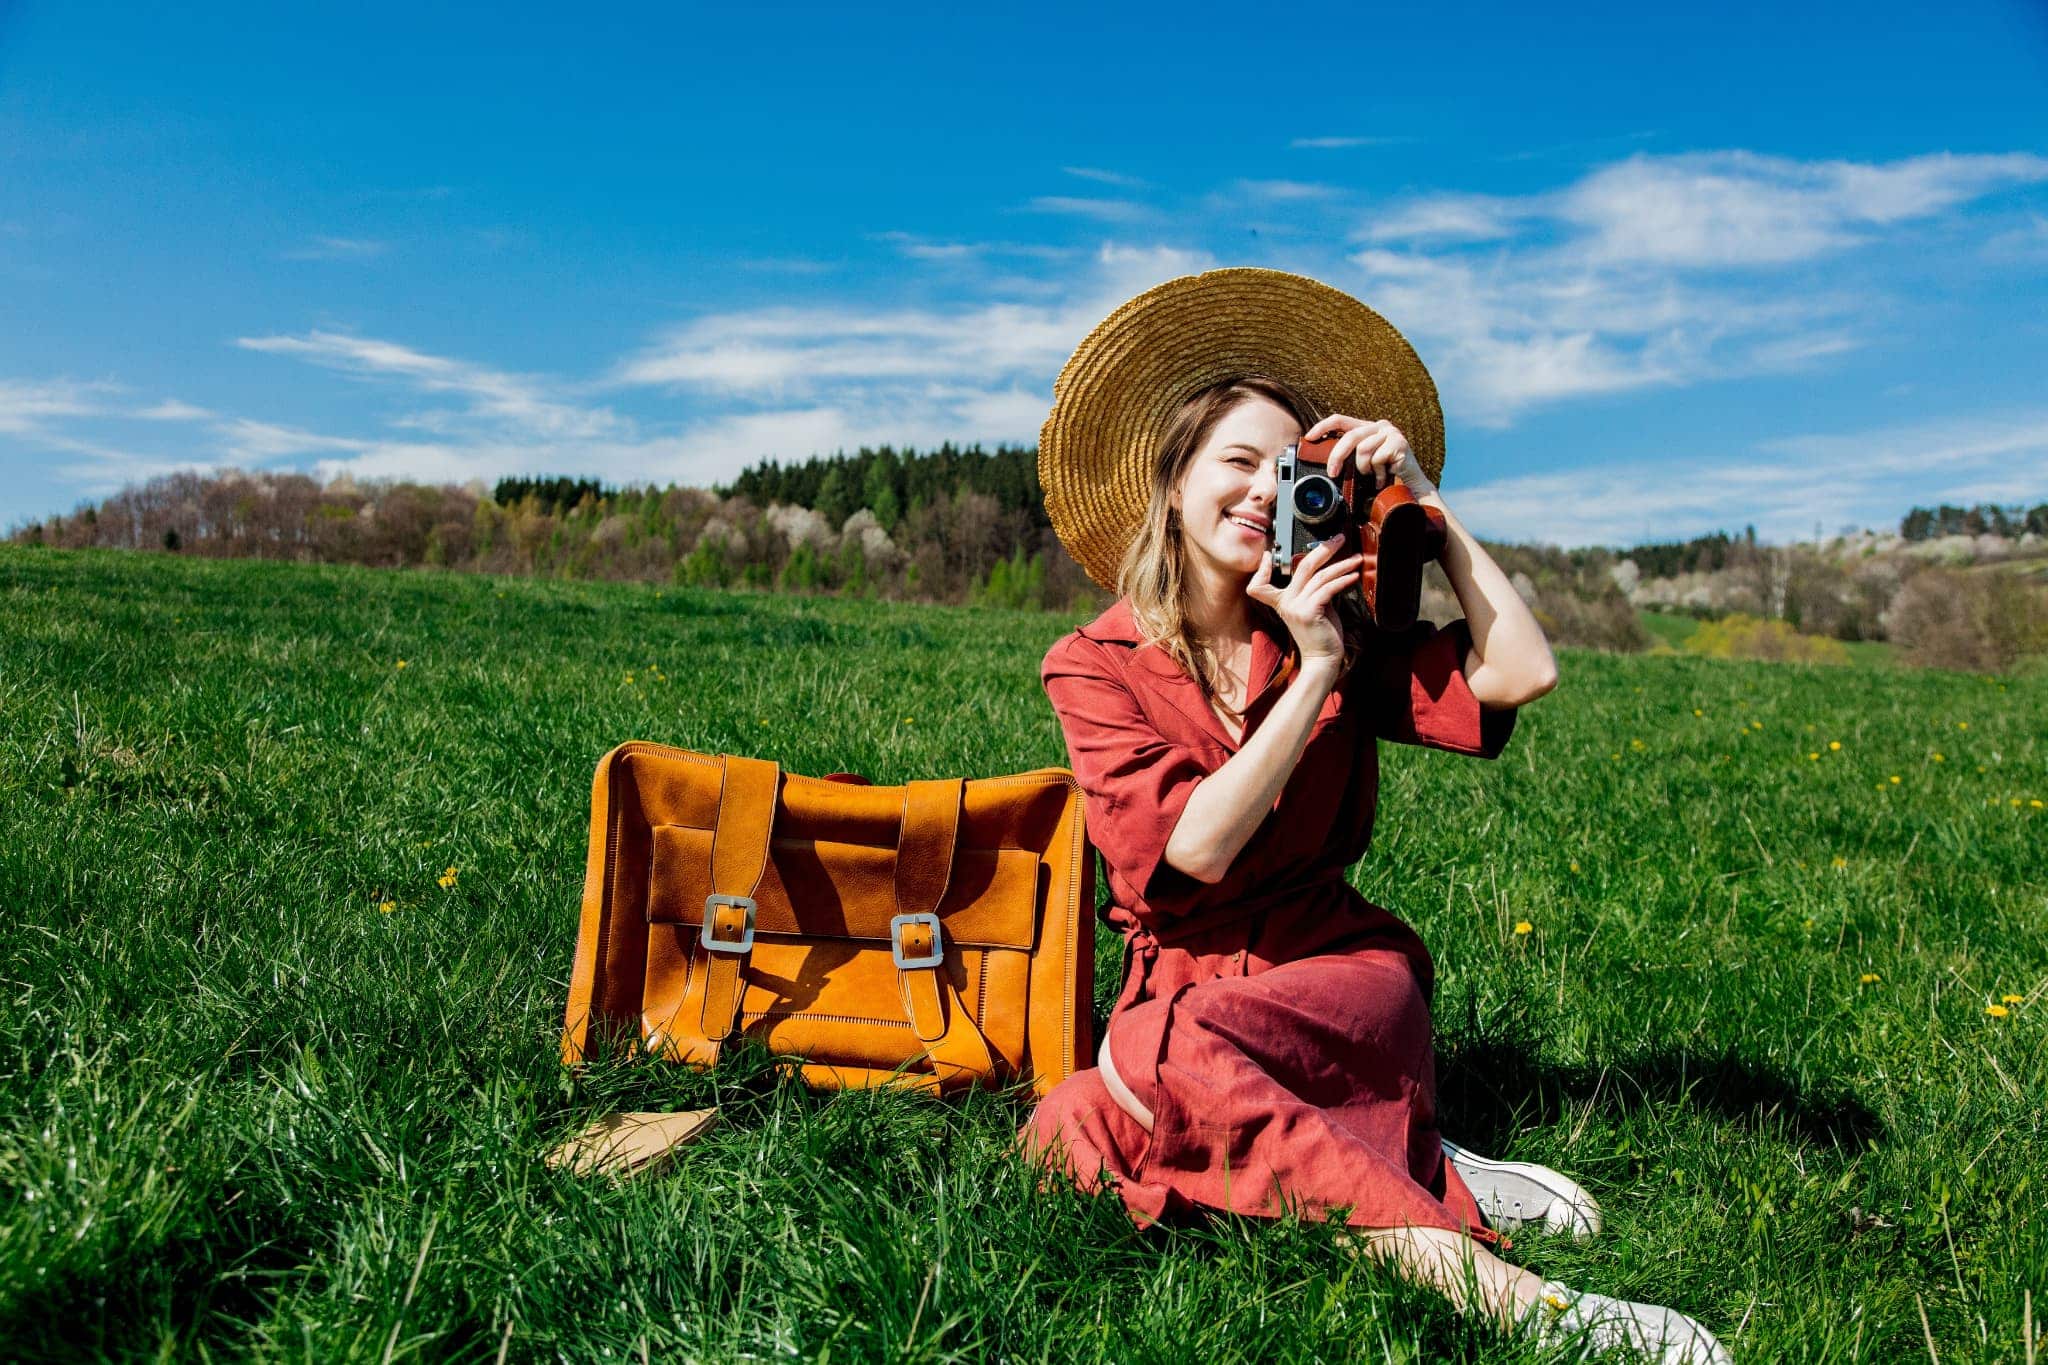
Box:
1246 537 1361 671
1303 414 1437 499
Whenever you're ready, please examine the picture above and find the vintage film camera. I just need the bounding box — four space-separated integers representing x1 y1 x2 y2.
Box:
1269 431 1448 633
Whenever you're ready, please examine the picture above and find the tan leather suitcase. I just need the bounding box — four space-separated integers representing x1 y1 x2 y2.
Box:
561 743 1094 1096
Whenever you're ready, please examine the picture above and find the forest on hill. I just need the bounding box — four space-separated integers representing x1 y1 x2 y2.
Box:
12 445 2048 670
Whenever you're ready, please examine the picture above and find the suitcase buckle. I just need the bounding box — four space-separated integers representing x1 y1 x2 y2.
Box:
889 912 945 969
701 894 757 954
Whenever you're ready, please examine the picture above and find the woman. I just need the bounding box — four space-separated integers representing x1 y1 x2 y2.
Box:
1023 271 1727 1364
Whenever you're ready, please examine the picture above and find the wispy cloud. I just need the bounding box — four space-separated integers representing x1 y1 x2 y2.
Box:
135 399 213 421
1359 194 1519 244
1022 195 1149 223
1350 149 2048 425
1063 166 1149 189
1452 410 2048 546
612 243 1212 400
217 245 1215 492
0 378 118 432
1230 179 1342 202
236 330 626 440
868 230 1077 263
736 256 839 274
1289 135 1407 150
282 235 390 261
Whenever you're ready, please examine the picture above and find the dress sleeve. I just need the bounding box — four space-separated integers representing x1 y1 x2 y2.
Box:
1359 617 1518 759
1041 635 1210 906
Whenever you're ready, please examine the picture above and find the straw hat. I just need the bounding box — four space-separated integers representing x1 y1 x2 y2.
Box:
1039 267 1445 591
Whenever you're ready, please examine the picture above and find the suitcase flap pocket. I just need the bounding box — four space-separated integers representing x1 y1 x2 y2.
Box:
645 825 1041 950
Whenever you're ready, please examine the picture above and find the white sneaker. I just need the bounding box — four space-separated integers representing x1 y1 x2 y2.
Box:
1523 1283 1732 1364
1442 1137 1602 1239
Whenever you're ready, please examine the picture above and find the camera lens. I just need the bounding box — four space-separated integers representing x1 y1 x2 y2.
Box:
1293 475 1339 523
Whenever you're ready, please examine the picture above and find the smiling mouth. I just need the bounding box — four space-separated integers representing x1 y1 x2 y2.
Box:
1227 514 1270 536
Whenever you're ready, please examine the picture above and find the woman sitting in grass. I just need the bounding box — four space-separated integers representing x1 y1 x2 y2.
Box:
1022 270 1728 1364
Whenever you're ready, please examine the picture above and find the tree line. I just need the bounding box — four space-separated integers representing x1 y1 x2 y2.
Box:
20 447 2043 668
1899 502 2048 542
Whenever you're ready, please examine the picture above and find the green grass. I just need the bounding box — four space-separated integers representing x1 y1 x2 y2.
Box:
4 545 2044 1362
1638 610 1896 667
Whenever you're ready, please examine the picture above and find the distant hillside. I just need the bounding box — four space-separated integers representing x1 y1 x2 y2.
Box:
12 455 2046 670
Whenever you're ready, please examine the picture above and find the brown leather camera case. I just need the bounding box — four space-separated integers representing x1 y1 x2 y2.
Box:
561 743 1095 1096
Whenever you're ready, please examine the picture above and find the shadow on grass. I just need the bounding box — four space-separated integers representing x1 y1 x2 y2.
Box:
1434 1036 1883 1153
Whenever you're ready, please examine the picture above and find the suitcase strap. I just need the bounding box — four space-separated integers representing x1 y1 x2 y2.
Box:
692 763 995 1083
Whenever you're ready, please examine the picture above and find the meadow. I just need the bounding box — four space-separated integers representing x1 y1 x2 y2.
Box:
2 545 2043 1362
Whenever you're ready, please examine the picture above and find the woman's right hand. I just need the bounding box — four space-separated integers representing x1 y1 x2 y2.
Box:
1246 538 1363 670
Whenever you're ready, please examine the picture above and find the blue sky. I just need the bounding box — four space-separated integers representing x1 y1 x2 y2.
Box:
5 0 2047 546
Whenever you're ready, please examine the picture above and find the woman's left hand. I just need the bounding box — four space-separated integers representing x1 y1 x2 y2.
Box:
1303 415 1437 499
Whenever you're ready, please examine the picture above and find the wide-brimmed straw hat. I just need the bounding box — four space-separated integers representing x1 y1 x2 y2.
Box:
1039 267 1445 591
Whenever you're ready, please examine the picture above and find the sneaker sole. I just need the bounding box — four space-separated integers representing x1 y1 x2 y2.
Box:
1442 1142 1603 1239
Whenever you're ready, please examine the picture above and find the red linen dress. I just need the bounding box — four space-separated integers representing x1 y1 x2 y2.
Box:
1022 595 1519 1240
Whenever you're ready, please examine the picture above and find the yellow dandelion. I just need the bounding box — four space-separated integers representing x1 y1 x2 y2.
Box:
1631 738 1646 750
378 900 396 914
1513 921 1533 935
2013 798 2024 807
2032 800 2044 809
623 674 635 685
1958 721 1969 730
1693 708 1704 717
443 865 457 877
396 659 408 670
1828 740 1842 751
1889 775 1901 785
1808 752 1820 761
1859 972 1880 984
2002 993 2024 1005
1832 856 1847 869
1931 753 1945 762
1751 721 1763 730
903 717 916 725
1986 1004 2009 1018
1569 861 1580 873
1611 752 1622 761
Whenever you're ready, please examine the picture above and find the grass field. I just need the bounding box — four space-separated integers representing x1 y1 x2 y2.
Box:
3 545 2044 1362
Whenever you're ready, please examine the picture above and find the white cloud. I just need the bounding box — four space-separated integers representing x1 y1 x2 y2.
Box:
1230 179 1341 202
1063 166 1149 189
1023 196 1149 223
1450 410 2048 546
0 378 117 432
1347 149 2048 426
613 242 1215 403
289 243 1221 492
1359 195 1519 244
1555 150 2048 269
237 330 627 440
134 399 213 421
1290 135 1405 150
282 235 390 261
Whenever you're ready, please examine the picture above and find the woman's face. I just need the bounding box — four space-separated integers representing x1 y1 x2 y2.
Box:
1171 394 1299 585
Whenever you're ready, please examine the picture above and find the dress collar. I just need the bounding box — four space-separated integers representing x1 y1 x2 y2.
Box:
1077 596 1295 750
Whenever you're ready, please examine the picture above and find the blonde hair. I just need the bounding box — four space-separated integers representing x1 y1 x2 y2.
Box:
1115 376 1373 708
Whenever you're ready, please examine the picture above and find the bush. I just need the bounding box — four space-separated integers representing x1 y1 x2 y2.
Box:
1683 614 1851 665
1886 568 2048 673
